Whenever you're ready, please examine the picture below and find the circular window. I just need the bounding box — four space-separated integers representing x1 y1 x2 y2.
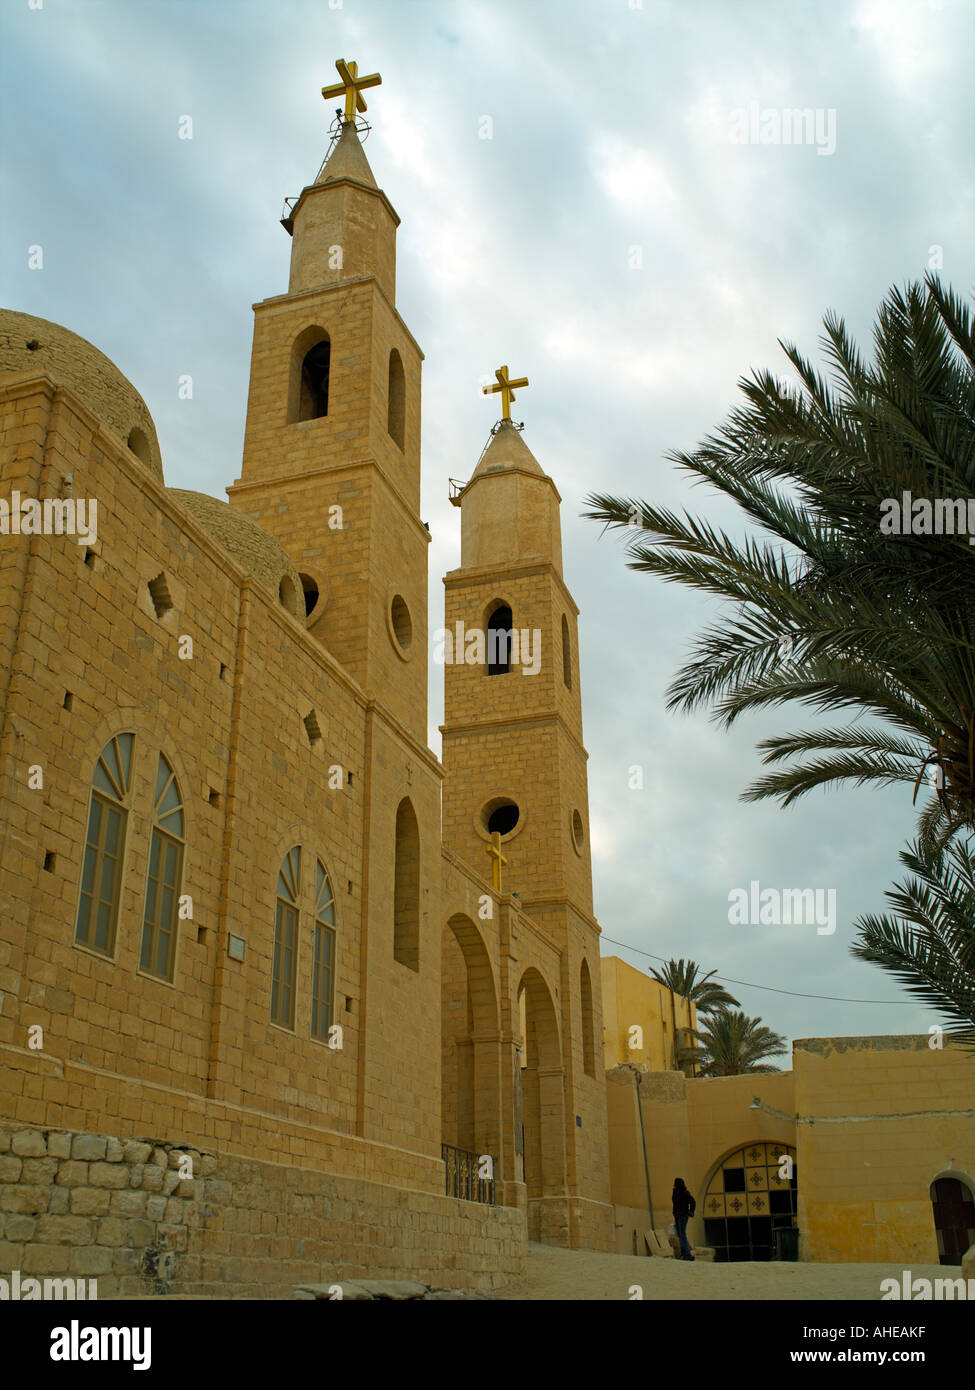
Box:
571 809 585 854
388 594 413 657
481 797 520 837
299 573 320 618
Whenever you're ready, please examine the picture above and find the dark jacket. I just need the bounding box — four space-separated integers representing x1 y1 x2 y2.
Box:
672 1185 695 1220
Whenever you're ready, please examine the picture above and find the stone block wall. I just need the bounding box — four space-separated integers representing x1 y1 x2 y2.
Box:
0 1120 525 1297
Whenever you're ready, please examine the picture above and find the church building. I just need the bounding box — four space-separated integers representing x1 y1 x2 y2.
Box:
0 62 613 1295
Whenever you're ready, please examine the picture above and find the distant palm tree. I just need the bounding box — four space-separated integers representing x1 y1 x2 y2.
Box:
649 958 741 1015
649 959 741 1073
851 834 975 1049
695 1009 788 1076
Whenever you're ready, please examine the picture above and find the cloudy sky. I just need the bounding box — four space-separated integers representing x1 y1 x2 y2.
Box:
3 0 973 1050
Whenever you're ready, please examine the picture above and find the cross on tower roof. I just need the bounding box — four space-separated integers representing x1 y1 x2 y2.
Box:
321 58 382 124
483 365 529 422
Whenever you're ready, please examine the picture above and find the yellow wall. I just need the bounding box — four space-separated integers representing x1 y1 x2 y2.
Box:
605 1034 975 1262
606 1063 794 1253
600 955 697 1073
793 1035 975 1263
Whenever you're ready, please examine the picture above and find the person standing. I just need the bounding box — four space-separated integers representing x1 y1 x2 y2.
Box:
672 1178 696 1260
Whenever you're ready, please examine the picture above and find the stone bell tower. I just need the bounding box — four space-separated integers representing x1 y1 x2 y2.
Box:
228 66 428 743
441 410 595 926
441 375 612 1246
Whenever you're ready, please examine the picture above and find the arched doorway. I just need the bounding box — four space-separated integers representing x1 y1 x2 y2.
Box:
516 968 567 1242
930 1175 975 1265
440 915 500 1201
702 1141 798 1261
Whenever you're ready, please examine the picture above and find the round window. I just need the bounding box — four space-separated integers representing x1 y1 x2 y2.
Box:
482 797 520 837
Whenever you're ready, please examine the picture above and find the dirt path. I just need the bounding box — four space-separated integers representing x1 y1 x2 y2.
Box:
493 1242 945 1300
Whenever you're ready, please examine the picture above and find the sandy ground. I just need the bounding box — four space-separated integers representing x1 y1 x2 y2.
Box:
492 1241 947 1300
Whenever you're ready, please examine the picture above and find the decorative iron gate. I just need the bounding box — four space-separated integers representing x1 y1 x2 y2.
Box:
702 1142 798 1262
442 1143 495 1204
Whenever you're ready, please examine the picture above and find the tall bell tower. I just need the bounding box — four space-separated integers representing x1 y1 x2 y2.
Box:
441 410 595 923
228 62 428 742
441 379 611 1244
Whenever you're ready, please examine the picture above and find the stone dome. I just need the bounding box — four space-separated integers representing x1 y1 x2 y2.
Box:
0 309 163 480
168 489 304 616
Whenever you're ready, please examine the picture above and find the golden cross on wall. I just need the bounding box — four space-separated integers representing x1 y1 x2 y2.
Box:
483 365 529 422
485 831 508 893
322 58 382 124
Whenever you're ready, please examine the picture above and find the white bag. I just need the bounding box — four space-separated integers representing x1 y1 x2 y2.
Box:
667 1222 677 1237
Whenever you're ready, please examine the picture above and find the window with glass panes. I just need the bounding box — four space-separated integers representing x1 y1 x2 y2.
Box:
311 861 336 1039
271 847 300 1027
139 756 184 980
76 734 134 955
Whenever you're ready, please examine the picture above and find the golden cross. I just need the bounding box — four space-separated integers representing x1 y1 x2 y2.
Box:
321 58 382 124
483 365 529 422
485 831 508 893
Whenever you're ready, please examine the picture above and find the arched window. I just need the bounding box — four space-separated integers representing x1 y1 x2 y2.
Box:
931 1177 975 1265
311 860 336 1040
76 734 134 956
387 348 405 450
487 604 513 676
580 959 596 1077
127 427 151 465
561 615 572 689
139 756 185 980
272 847 300 1027
286 328 332 423
393 799 420 971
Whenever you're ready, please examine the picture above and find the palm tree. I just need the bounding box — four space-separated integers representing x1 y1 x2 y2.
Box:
648 959 740 1073
649 958 740 1014
851 834 975 1048
694 1008 788 1076
584 275 975 829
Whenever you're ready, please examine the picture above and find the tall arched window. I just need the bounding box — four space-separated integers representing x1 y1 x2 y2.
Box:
298 338 331 419
139 756 184 981
76 734 134 956
272 847 300 1027
561 614 572 689
580 959 596 1077
387 348 405 450
487 604 513 676
393 799 420 971
311 860 336 1039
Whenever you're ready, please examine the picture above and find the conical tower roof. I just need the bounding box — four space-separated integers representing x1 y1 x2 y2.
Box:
315 121 378 189
457 420 563 572
470 419 547 482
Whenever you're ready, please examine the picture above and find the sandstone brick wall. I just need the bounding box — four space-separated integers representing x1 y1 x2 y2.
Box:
794 1035 975 1263
0 1120 526 1297
0 373 444 1178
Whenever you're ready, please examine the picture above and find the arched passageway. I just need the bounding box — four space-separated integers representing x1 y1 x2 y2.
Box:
516 967 567 1241
440 914 500 1200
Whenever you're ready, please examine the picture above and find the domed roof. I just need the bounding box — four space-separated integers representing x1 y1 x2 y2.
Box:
0 309 163 480
168 489 304 616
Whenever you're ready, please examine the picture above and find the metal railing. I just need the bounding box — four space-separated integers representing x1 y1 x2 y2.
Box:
442 1143 495 1205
